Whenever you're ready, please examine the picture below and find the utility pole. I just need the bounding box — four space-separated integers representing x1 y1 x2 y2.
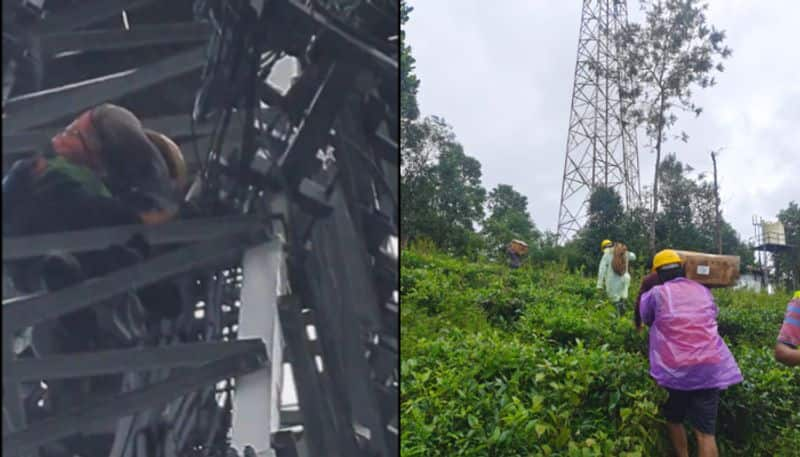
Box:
711 149 722 254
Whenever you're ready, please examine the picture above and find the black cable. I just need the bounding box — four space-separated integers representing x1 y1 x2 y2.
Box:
191 0 231 181
190 111 205 176
308 0 394 56
341 135 398 211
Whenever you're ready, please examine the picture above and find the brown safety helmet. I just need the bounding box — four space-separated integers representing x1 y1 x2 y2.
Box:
143 129 188 191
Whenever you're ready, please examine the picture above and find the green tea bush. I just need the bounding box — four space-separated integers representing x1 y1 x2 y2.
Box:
402 249 800 456
716 345 800 456
402 329 670 457
717 306 784 347
713 288 790 347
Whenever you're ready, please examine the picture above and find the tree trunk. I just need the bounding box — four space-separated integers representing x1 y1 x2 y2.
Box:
650 139 661 255
650 93 668 255
711 151 722 254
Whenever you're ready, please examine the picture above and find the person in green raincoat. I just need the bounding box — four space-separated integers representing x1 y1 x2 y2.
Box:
597 239 637 315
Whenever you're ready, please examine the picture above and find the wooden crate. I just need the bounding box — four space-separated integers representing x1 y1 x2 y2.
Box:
674 250 740 288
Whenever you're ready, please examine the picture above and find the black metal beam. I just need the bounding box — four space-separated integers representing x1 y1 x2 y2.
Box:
381 300 398 338
283 0 397 80
2 109 275 174
368 342 396 386
1 129 53 158
273 429 301 457
2 334 29 438
375 381 398 420
4 46 206 133
2 216 264 261
277 294 356 457
200 389 228 452
1 120 177 161
386 414 398 457
336 130 397 225
279 408 303 428
173 388 217 453
318 187 389 456
371 129 398 166
35 23 212 58
2 60 16 107
30 0 159 35
278 63 356 188
381 159 398 223
333 92 383 221
2 234 264 331
102 373 152 456
2 347 267 455
1 109 254 157
4 339 265 382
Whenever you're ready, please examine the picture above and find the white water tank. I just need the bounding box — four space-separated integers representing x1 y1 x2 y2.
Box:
761 221 786 245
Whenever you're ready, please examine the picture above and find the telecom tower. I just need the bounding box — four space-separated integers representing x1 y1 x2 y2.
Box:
557 0 641 242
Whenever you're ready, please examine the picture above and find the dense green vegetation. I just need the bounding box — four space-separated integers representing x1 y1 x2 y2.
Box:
401 248 800 456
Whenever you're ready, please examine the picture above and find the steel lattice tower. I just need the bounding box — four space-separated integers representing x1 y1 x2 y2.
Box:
557 0 641 242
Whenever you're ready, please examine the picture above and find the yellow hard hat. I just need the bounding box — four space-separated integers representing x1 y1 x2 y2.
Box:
794 291 800 299
601 239 613 250
652 249 682 272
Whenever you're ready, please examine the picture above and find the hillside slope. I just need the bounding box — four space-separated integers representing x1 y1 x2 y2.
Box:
401 249 799 457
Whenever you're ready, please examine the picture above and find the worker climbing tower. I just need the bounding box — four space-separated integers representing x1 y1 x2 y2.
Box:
557 0 641 242
2 1 398 456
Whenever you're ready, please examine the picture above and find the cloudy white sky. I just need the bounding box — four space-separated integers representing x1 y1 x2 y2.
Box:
405 0 800 243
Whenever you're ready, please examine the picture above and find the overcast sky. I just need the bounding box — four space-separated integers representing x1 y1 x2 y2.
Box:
405 0 800 243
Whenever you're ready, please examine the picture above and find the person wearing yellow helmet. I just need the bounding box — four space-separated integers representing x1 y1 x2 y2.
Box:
774 291 800 367
596 239 636 315
651 249 683 273
639 249 742 457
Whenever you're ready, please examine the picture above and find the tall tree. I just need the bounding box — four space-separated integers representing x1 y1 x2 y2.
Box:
650 155 753 274
616 0 732 253
431 142 486 233
482 184 540 257
400 0 420 124
401 116 453 243
574 186 627 272
588 185 625 241
400 116 488 256
620 205 651 267
399 2 488 256
656 155 705 250
404 137 486 256
400 1 431 245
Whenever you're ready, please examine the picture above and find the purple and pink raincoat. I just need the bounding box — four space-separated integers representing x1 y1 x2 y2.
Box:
640 278 743 391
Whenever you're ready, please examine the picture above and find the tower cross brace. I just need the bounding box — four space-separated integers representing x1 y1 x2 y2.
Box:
557 0 641 243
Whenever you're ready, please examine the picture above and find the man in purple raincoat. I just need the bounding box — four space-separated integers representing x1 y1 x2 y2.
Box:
639 249 743 457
